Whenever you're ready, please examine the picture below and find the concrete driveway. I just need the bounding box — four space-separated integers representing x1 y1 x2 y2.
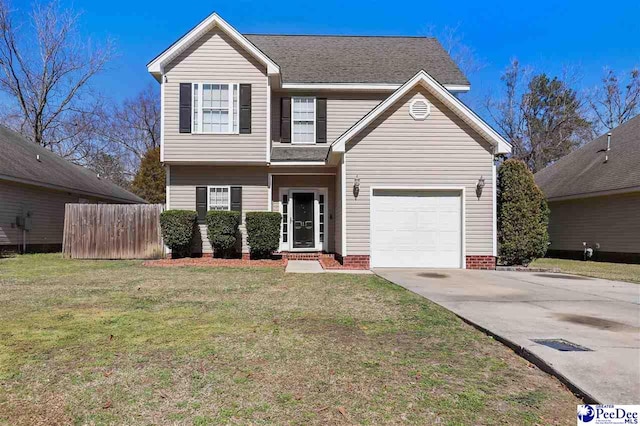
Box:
374 268 640 404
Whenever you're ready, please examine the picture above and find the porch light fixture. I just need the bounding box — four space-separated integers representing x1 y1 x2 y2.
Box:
353 175 360 198
476 176 485 198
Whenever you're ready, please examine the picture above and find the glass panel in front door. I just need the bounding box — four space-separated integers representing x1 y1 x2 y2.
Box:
293 193 315 249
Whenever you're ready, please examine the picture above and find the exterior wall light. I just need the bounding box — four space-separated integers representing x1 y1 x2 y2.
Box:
353 175 360 198
476 176 485 198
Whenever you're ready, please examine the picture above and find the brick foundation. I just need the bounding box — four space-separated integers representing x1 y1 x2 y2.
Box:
466 255 496 270
337 255 370 270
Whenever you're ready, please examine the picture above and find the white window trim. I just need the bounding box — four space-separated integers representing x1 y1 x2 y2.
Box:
192 83 239 135
207 185 231 211
291 96 316 145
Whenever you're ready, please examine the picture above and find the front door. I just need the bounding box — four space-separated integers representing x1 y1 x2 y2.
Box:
292 192 315 249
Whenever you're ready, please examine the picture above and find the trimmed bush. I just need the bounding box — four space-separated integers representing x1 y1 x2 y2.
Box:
160 210 198 258
245 212 282 258
206 210 241 258
497 159 550 265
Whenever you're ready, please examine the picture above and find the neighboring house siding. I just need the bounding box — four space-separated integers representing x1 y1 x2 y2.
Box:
0 181 101 249
168 165 336 253
271 91 387 144
344 86 495 256
547 192 640 254
163 28 268 162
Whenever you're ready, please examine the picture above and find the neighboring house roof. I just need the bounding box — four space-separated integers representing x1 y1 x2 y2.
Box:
331 70 512 154
535 115 640 200
0 126 145 203
271 146 329 162
244 34 469 87
147 12 468 88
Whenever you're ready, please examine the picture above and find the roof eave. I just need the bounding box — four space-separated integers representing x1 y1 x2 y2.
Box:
146 12 280 77
331 70 511 154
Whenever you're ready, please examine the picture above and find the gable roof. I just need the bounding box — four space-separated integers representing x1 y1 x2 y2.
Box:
535 115 640 200
147 13 469 89
0 126 145 203
244 34 469 87
147 13 280 76
331 70 511 154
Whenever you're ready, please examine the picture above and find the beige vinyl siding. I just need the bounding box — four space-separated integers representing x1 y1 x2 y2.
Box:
163 28 268 162
548 192 640 253
271 91 386 144
168 166 269 253
345 86 495 256
0 181 102 248
168 165 338 253
271 174 336 252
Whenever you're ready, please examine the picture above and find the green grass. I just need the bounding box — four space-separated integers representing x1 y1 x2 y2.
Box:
531 258 640 283
0 254 579 425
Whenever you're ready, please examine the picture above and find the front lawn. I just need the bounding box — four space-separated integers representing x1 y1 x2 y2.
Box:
531 258 640 283
0 254 579 424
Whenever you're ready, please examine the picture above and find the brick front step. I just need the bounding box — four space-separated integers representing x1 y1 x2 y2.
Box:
276 252 335 261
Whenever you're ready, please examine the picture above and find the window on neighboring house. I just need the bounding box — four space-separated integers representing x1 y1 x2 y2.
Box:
291 97 315 144
208 186 230 211
192 83 239 134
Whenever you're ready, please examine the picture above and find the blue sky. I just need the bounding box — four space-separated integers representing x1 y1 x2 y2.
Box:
60 0 639 112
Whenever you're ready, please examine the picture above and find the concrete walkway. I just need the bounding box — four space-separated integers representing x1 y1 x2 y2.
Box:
285 260 324 273
374 268 640 404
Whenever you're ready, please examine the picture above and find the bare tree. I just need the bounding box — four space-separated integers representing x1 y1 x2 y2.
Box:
0 0 113 162
425 23 485 76
486 59 593 172
90 151 130 189
588 67 640 132
99 84 160 174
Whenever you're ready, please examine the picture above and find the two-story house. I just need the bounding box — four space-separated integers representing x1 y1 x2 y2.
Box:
147 13 511 269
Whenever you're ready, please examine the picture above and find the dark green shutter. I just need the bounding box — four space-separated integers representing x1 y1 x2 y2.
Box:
239 84 251 134
196 186 207 222
316 98 327 143
179 83 192 133
230 187 242 212
280 97 291 143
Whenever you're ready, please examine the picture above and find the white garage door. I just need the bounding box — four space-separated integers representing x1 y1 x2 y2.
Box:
371 189 462 268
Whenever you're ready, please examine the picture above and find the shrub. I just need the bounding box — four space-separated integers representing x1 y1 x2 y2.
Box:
160 210 198 258
245 212 282 258
206 210 241 258
497 159 550 265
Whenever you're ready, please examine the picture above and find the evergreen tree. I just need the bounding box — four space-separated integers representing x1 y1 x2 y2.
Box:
497 159 549 265
131 147 165 203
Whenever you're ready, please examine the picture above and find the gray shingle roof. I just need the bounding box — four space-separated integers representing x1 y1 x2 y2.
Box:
0 126 145 203
535 115 640 199
271 146 329 162
245 34 469 86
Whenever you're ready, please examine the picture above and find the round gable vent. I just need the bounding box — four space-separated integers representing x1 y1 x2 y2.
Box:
409 98 430 120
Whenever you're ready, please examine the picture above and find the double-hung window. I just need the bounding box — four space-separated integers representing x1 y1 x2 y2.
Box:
193 83 239 134
291 97 316 144
208 186 230 211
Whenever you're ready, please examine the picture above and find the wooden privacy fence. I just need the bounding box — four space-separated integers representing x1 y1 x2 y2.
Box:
63 204 164 259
